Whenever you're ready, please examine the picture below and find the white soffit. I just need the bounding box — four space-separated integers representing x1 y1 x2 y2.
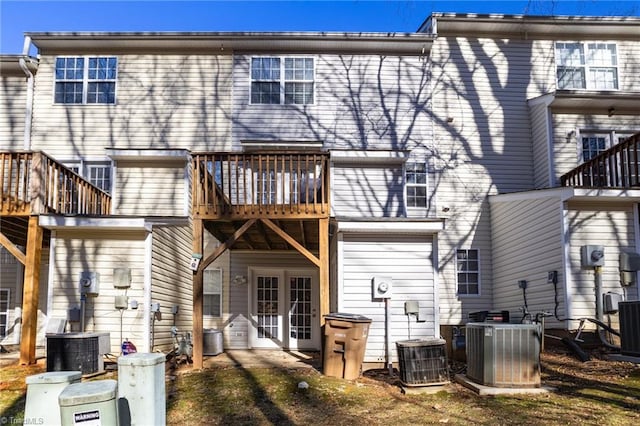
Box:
330 149 410 164
39 216 151 232
106 148 191 162
336 219 444 234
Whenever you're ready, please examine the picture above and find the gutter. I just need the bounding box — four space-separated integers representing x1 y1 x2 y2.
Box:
18 36 35 150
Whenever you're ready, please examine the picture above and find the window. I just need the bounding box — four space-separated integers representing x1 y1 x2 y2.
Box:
456 249 479 296
251 57 314 105
203 268 222 317
556 42 618 90
406 161 428 208
65 160 112 193
55 56 117 104
0 289 9 338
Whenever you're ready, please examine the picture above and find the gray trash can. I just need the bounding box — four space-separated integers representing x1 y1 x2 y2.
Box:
24 371 82 426
59 379 118 426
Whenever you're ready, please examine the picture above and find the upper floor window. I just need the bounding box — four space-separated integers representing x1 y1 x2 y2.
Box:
405 161 428 209
456 249 480 296
55 57 117 104
251 57 314 105
556 42 618 90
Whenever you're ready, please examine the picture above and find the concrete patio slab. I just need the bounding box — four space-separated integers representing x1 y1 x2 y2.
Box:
454 374 555 396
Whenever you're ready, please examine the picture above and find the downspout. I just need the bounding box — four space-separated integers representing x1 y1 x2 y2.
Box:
19 36 35 150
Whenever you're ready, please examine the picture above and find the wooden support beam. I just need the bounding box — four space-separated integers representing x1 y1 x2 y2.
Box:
260 218 320 267
0 231 26 265
19 216 43 365
192 218 204 369
201 219 256 271
318 218 329 325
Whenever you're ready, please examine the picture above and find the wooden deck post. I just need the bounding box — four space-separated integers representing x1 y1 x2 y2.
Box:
19 216 43 365
192 218 204 369
319 217 329 325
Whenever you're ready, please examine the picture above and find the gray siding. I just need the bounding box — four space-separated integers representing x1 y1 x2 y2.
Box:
232 54 432 151
490 196 565 327
339 233 435 363
529 102 552 189
567 201 639 327
30 54 232 157
114 159 188 216
150 224 193 351
332 163 404 217
49 230 147 353
0 74 28 149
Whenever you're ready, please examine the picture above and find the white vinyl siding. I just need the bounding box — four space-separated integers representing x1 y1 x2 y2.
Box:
114 160 187 216
490 195 566 327
150 225 193 351
30 54 233 156
339 233 436 363
0 72 29 149
234 54 432 150
50 230 147 353
529 101 553 189
567 201 639 327
332 163 405 217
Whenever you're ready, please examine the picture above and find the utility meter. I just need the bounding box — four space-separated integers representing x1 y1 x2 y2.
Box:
581 245 605 267
372 276 392 299
79 271 100 296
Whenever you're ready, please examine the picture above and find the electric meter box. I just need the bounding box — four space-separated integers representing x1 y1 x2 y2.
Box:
581 245 605 267
79 271 100 296
372 276 392 299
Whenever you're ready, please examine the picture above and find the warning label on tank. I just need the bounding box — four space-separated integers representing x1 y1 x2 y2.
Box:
73 410 100 425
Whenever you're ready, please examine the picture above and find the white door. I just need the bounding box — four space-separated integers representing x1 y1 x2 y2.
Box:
250 269 319 350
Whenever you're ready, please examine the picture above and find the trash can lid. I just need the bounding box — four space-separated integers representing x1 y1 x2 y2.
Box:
26 371 82 385
117 352 166 367
395 338 446 347
324 312 372 323
59 380 118 406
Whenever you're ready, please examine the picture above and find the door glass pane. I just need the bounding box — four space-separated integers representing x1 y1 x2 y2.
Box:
289 277 311 340
257 276 279 339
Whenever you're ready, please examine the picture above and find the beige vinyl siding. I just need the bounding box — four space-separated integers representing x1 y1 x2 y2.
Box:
332 163 404 217
49 229 147 354
429 37 551 324
114 159 187 216
566 201 638 328
529 102 552 189
616 40 640 92
30 54 232 157
552 114 640 182
0 74 28 149
340 234 435 363
149 224 193 352
490 196 565 327
226 251 315 349
232 54 432 151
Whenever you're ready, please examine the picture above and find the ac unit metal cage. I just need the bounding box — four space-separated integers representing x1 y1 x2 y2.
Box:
395 338 449 386
465 323 541 388
619 301 640 357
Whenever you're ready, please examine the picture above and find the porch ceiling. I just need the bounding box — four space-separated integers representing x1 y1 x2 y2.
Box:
204 218 320 252
0 216 51 248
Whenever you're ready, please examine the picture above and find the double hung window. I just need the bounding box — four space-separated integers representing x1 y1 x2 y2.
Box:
55 56 117 104
203 268 222 317
405 161 428 209
456 249 480 296
251 57 314 105
556 42 618 90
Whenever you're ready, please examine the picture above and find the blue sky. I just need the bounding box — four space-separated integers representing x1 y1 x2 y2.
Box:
1 1 639 54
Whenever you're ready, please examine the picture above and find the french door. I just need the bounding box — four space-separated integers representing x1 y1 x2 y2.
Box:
250 269 319 350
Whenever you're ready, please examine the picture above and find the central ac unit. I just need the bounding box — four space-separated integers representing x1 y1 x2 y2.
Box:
465 323 541 388
619 301 640 357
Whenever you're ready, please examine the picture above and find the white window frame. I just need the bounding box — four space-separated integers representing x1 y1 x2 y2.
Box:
555 42 618 90
54 56 118 104
578 130 639 162
250 56 315 105
456 249 480 296
405 159 429 210
0 288 9 338
203 267 223 318
64 159 113 193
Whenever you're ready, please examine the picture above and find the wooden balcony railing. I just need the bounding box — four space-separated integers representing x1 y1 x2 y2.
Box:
192 152 330 219
1 151 111 216
561 132 640 189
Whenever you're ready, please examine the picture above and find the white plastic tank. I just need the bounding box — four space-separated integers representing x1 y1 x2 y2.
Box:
58 379 119 426
117 352 166 425
24 371 82 426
